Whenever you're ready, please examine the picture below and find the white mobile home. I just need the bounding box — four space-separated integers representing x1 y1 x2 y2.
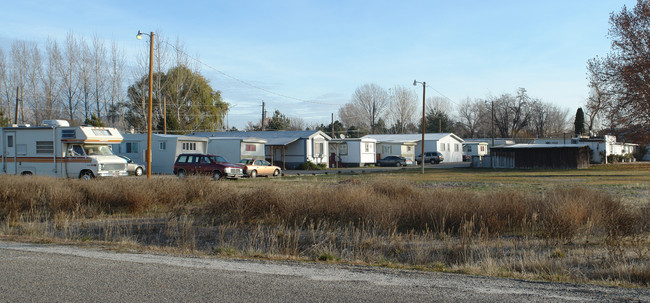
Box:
207 137 266 163
363 133 465 162
1 120 127 178
329 138 376 167
190 130 331 169
112 134 208 174
375 140 418 162
463 142 489 157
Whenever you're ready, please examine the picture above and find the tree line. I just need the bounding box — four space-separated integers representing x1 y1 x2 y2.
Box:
0 31 228 133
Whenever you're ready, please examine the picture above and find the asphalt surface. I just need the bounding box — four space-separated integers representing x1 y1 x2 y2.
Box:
1 241 647 302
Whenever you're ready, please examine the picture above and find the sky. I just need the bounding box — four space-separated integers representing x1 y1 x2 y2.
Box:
0 0 637 129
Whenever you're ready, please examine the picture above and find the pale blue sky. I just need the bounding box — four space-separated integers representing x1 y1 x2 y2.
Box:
0 1 636 129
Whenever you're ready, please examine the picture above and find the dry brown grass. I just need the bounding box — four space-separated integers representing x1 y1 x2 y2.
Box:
0 174 648 287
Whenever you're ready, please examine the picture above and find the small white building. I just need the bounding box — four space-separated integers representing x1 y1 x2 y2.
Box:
112 134 208 174
329 138 377 167
463 142 489 157
207 137 266 163
363 133 465 162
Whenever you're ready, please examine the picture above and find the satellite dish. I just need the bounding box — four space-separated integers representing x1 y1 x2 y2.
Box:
339 134 345 139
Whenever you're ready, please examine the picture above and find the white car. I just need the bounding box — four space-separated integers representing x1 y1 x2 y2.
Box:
118 155 145 176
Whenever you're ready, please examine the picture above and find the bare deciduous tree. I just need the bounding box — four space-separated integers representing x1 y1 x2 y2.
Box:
456 97 484 138
59 32 80 122
389 85 417 133
349 83 389 134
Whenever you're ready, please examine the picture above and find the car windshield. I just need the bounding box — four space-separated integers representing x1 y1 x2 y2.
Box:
209 156 228 163
83 144 114 156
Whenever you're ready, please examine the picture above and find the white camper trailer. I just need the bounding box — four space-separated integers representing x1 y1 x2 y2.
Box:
0 120 127 179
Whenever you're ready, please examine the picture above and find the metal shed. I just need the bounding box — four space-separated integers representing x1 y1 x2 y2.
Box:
490 144 590 169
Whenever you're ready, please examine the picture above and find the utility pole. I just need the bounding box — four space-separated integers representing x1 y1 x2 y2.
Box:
163 96 167 134
261 101 266 131
14 86 19 124
331 113 334 139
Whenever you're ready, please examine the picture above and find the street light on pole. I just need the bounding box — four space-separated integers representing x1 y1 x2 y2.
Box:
413 80 426 175
136 30 154 180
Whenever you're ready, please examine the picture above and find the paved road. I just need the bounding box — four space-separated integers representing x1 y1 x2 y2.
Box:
1 242 647 302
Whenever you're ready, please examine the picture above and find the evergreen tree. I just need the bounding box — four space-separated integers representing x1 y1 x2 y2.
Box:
574 107 585 136
0 108 9 127
84 114 105 127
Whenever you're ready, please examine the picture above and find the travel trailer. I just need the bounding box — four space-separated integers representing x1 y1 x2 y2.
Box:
0 120 127 179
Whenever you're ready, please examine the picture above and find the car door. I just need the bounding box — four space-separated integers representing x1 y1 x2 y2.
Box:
255 160 270 175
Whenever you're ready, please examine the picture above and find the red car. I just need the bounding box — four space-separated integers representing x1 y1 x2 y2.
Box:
173 153 243 180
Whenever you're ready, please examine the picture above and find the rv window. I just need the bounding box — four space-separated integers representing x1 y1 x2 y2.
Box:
36 141 54 154
72 145 84 156
92 129 112 136
17 144 27 155
7 135 13 148
61 129 75 138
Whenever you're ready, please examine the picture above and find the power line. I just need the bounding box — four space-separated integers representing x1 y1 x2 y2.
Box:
156 38 340 106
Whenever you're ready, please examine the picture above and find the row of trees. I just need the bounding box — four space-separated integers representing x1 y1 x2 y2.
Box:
0 33 127 126
332 84 571 139
0 32 229 133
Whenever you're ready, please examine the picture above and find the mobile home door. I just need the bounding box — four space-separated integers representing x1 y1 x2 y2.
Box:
3 131 16 174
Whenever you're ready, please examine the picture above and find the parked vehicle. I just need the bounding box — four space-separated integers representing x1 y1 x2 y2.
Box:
118 155 145 176
173 153 243 180
0 119 127 179
236 158 281 178
415 152 444 164
376 156 407 167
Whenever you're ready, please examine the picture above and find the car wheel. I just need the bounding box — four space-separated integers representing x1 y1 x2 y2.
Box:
177 169 186 179
249 170 257 178
273 169 281 177
135 167 143 176
213 171 223 180
396 162 402 167
79 170 94 180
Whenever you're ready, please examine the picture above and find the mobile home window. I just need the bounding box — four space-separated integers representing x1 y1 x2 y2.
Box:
126 142 138 153
36 141 54 154
245 144 256 152
159 141 167 150
339 143 348 155
455 144 459 152
182 142 196 151
7 135 13 148
382 145 391 154
314 142 323 156
365 143 372 152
